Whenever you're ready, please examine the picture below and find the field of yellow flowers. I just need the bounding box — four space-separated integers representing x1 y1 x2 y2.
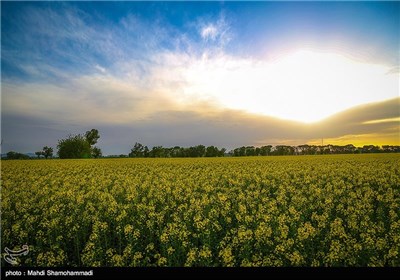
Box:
1 154 399 267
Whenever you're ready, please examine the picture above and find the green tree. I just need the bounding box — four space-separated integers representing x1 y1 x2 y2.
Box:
143 146 149 158
245 146 255 156
57 134 91 159
35 151 43 158
129 142 145 157
260 145 272 156
150 146 164 158
362 145 381 153
6 151 30 160
195 145 206 157
205 146 218 157
85 129 100 146
218 148 226 157
91 146 102 158
42 146 53 159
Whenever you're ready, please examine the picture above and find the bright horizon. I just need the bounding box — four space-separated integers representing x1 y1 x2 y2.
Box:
179 49 398 123
1 1 399 155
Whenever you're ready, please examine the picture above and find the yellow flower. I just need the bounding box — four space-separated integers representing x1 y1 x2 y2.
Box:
219 247 235 267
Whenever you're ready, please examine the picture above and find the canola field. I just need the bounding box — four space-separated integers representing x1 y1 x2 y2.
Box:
1 154 399 267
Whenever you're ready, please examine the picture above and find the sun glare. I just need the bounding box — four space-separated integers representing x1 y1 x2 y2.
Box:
182 50 399 123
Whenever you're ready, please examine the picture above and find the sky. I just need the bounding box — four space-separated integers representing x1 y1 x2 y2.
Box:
1 1 399 155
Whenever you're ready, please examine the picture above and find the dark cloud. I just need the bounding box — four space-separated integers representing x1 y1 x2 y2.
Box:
2 98 398 155
313 97 400 138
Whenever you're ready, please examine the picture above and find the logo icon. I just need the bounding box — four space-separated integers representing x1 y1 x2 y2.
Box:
4 245 29 265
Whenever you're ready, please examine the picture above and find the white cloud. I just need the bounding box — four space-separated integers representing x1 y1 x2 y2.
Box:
4 5 398 128
95 65 106 73
4 49 399 127
201 24 218 41
197 14 232 46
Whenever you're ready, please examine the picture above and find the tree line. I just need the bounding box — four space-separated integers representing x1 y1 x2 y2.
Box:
127 142 226 158
230 144 400 156
124 143 400 158
3 128 400 159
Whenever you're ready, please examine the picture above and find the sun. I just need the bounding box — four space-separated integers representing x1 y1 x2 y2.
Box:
182 49 399 123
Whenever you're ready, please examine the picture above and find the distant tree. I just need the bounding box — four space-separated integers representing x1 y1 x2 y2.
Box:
150 146 164 158
325 145 334 154
362 145 381 153
57 134 91 159
170 146 182 157
297 145 310 155
319 145 330 155
92 146 102 158
129 142 145 157
35 151 43 159
105 154 127 158
344 144 356 154
195 145 206 157
259 145 272 156
309 145 318 155
274 145 284 155
85 129 100 146
274 145 295 155
6 151 30 160
186 146 196 157
245 146 255 156
382 145 400 153
205 146 220 157
143 146 150 158
7 151 16 159
218 148 226 157
234 146 246 157
42 146 53 159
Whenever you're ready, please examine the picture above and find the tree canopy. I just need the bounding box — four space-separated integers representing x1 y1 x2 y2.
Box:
6 151 30 160
57 129 102 159
42 146 53 159
57 134 92 159
85 129 100 146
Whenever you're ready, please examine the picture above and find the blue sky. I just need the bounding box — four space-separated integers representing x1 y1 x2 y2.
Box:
1 1 399 155
3 1 399 77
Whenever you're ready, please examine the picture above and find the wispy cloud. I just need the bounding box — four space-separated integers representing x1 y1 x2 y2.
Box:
1 5 234 128
2 5 112 82
197 13 232 47
201 24 219 41
5 4 396 125
3 5 398 124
